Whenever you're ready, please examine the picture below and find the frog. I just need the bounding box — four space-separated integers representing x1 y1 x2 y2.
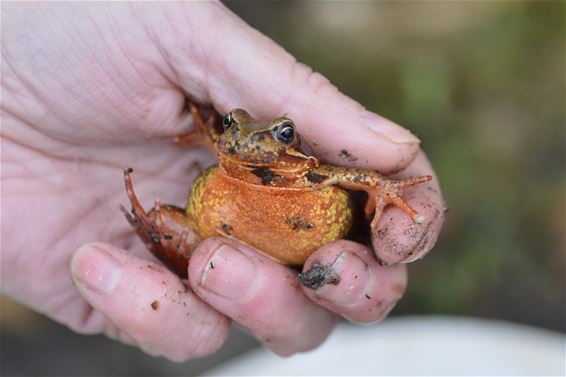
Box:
121 103 431 278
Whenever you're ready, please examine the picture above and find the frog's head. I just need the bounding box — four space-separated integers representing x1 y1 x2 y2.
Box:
218 109 318 173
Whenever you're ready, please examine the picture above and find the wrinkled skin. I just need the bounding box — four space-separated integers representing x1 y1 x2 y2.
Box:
1 3 444 362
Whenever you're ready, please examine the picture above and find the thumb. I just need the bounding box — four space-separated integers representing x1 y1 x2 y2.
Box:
148 2 420 173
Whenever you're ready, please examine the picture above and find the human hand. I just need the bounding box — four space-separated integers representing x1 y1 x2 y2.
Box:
1 2 444 361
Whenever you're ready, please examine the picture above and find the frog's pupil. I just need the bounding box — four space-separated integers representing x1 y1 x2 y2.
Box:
281 127 293 140
276 123 295 144
223 113 234 130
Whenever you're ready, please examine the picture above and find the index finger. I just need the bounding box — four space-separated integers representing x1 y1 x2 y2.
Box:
147 3 422 174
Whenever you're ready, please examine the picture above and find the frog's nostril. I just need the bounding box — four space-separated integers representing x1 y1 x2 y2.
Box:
250 133 265 142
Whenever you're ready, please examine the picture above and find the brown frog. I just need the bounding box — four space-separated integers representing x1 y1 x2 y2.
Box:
122 104 431 277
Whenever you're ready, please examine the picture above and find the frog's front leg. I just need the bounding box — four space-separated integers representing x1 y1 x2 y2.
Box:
310 165 432 232
173 102 220 154
121 168 200 278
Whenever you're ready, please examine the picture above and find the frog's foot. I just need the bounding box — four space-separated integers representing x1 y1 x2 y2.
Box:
365 175 432 232
173 102 218 153
121 167 198 278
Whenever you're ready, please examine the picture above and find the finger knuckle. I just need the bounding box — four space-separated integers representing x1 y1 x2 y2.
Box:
292 62 337 98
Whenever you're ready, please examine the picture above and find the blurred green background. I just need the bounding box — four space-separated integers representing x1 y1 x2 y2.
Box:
2 1 564 375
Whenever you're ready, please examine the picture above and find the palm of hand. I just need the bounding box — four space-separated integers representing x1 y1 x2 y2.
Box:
2 19 206 332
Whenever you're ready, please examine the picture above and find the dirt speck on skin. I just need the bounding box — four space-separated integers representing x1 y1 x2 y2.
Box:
146 263 165 273
222 223 233 235
150 300 159 311
377 225 389 241
339 149 358 162
286 215 314 231
297 262 341 290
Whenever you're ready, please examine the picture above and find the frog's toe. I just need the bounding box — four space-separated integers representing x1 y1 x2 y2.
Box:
414 214 426 224
173 102 218 151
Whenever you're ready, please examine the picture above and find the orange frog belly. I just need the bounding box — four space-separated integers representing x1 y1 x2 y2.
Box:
186 166 352 265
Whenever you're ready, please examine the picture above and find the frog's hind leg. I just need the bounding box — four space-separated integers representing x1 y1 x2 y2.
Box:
121 168 199 278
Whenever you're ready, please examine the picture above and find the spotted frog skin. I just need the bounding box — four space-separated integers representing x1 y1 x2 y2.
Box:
122 104 431 277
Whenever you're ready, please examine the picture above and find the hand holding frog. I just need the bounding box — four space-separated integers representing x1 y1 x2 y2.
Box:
2 2 444 361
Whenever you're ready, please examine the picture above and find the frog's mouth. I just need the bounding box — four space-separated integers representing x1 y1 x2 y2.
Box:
218 150 319 187
219 146 318 171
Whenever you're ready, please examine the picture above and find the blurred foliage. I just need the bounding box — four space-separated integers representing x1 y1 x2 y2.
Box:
228 0 565 331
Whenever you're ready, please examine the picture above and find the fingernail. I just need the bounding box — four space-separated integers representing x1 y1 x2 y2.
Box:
71 243 122 294
317 251 371 307
200 245 256 301
361 111 420 144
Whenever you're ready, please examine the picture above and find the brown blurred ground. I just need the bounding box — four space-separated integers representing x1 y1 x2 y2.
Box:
1 1 564 375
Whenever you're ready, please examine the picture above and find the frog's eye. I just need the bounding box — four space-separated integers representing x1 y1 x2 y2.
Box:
222 112 236 131
273 121 296 145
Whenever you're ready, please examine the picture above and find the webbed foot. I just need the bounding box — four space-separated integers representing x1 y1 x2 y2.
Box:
364 175 432 232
